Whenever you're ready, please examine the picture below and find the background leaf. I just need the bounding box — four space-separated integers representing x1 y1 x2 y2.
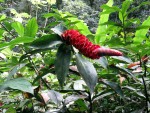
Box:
47 90 63 105
25 18 38 38
99 79 124 98
0 78 33 94
11 22 24 37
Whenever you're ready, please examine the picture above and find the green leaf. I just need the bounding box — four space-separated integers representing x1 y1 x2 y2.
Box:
30 34 62 49
134 16 150 44
100 5 120 14
25 18 38 38
47 90 63 105
0 14 6 21
51 24 67 36
121 0 132 17
55 44 71 88
100 79 124 98
0 78 33 94
11 22 24 37
95 0 114 44
110 65 137 81
75 53 97 94
6 107 16 113
96 56 108 69
7 63 26 80
0 36 34 49
111 56 132 63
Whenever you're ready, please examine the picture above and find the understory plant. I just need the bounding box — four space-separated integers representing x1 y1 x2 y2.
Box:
0 0 150 113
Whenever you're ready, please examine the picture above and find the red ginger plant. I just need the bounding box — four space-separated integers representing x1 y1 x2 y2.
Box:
61 29 123 59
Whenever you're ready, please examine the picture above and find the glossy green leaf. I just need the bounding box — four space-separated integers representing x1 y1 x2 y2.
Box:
0 36 34 49
100 79 124 98
30 34 62 49
55 44 71 88
11 22 24 37
25 18 38 38
75 53 97 94
0 78 33 94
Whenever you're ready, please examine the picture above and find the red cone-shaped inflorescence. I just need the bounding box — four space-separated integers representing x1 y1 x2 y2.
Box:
61 29 123 59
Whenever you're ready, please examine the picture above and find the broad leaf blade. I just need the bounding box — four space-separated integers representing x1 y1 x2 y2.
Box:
55 44 71 88
11 22 24 37
75 53 97 94
0 78 33 94
100 79 124 98
30 34 62 49
25 18 38 38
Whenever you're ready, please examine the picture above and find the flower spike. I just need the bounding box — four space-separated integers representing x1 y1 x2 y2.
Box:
61 29 123 59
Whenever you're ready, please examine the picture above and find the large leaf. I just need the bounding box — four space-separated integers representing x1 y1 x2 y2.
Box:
99 79 124 98
11 22 24 37
55 44 71 88
0 36 34 49
0 78 33 94
75 53 97 94
30 34 62 49
25 18 38 38
47 90 63 105
95 0 114 44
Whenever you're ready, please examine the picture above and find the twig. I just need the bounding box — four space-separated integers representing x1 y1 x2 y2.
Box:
0 22 15 39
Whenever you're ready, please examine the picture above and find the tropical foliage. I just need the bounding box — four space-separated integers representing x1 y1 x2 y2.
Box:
0 0 150 112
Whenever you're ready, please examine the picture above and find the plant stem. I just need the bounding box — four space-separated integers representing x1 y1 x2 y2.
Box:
88 92 93 113
142 62 149 113
122 14 127 44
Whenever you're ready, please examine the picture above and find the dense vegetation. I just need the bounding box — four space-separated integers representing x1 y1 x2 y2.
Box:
0 0 150 113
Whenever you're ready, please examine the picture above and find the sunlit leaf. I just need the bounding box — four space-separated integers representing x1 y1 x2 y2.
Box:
75 53 97 94
55 44 71 88
25 18 38 38
11 22 24 37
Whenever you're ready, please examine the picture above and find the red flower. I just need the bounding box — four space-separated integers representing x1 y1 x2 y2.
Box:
61 30 123 59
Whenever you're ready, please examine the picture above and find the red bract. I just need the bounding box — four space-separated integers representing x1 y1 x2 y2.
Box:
61 29 123 59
